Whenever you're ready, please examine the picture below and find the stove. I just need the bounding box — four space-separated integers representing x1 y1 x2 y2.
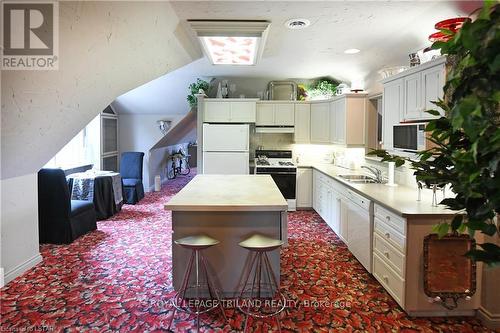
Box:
254 150 296 211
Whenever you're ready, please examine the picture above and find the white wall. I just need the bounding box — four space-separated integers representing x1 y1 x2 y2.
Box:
1 174 42 285
118 114 188 191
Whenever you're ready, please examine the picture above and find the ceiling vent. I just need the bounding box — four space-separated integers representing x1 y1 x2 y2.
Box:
284 18 310 30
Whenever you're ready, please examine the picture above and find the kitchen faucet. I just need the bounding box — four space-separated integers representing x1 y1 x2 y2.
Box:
361 165 383 183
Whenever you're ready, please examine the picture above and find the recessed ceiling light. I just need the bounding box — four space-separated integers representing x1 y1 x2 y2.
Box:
344 48 361 54
285 18 310 30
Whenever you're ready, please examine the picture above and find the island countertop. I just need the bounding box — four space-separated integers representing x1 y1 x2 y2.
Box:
164 175 288 212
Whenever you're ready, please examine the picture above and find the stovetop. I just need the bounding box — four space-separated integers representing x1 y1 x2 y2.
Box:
255 150 296 168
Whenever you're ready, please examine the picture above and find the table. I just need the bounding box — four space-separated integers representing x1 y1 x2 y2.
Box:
67 170 123 220
164 175 288 297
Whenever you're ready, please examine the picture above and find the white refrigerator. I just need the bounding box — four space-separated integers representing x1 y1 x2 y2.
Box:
202 124 250 174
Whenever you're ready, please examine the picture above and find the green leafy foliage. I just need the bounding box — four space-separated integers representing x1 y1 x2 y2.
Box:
187 78 210 108
368 3 500 265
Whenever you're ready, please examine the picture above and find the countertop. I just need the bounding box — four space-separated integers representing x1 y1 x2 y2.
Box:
300 163 456 217
164 175 288 212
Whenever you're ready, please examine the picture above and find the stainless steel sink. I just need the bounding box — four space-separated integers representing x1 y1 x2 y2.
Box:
339 174 378 183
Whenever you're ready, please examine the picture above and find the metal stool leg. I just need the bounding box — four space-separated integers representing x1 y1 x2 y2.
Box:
200 254 227 322
168 250 195 330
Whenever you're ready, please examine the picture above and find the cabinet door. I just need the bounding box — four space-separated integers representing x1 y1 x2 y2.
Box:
335 98 346 144
312 170 319 211
256 103 275 126
339 197 349 243
422 63 445 118
310 103 330 143
296 168 312 208
382 79 403 150
274 104 295 126
403 72 422 121
294 104 310 143
329 101 337 143
205 102 231 122
328 189 341 235
231 102 256 123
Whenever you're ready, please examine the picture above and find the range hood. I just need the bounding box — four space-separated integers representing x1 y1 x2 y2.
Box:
255 126 295 134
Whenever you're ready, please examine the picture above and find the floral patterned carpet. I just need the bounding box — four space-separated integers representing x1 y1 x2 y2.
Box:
0 171 495 332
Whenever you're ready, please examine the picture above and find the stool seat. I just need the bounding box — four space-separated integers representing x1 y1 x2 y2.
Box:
174 235 220 249
238 234 283 252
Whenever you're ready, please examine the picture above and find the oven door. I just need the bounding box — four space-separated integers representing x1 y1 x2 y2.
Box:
256 168 296 199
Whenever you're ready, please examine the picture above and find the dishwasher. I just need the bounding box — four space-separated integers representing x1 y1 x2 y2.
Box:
346 189 373 273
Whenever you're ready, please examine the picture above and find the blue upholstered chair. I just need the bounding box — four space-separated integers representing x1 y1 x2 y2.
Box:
38 168 97 244
120 152 145 204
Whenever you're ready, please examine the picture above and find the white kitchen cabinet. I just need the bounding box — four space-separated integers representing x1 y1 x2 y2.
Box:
421 63 445 117
275 104 295 125
204 100 256 123
403 72 422 121
310 102 330 143
382 78 404 150
294 104 311 143
382 58 446 126
256 103 294 126
297 168 313 208
329 95 365 146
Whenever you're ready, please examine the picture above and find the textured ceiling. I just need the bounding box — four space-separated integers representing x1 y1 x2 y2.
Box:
171 1 474 83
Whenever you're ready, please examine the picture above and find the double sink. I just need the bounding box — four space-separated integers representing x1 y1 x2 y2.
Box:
339 174 380 184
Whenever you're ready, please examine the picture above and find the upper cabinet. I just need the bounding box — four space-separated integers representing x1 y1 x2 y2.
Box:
204 100 257 123
382 78 404 150
330 94 366 146
383 57 446 124
310 102 330 143
294 104 311 143
256 103 295 126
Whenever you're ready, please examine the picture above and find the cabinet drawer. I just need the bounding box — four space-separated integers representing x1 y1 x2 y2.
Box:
374 204 406 236
374 217 406 252
373 253 405 308
373 232 405 277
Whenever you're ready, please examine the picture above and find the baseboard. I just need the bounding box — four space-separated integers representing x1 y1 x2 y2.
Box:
406 309 476 317
477 306 500 330
4 253 42 285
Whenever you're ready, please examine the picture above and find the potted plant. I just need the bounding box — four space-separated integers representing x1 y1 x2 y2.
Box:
369 3 499 265
187 78 210 108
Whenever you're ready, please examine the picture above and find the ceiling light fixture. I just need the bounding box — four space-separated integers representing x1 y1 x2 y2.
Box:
285 18 310 30
344 48 361 54
188 20 270 66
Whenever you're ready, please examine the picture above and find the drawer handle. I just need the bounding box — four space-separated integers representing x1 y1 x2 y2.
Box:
386 216 391 221
385 232 391 239
383 275 389 283
384 251 390 258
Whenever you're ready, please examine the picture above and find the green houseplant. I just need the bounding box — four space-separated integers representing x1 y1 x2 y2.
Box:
187 78 210 108
369 2 500 265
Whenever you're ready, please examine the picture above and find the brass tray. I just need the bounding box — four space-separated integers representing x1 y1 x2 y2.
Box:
423 233 476 309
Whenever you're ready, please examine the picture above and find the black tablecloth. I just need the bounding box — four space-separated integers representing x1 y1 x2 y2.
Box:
67 173 122 220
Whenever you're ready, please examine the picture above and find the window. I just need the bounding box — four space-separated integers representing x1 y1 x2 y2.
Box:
44 115 101 170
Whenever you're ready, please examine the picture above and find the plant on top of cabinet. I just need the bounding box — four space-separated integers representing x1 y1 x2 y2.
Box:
369 3 500 265
187 78 210 108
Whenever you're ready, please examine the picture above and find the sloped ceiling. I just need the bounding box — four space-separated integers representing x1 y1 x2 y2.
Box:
1 1 193 180
170 1 473 83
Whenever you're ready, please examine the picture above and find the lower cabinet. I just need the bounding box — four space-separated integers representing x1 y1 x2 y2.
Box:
296 168 312 208
312 169 481 316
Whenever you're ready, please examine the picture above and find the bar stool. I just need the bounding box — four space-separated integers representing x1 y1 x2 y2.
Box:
167 235 226 332
237 234 286 333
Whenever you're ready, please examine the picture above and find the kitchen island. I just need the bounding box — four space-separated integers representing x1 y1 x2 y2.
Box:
164 175 288 297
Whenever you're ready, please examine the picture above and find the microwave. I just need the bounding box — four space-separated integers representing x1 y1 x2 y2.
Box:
393 123 426 152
